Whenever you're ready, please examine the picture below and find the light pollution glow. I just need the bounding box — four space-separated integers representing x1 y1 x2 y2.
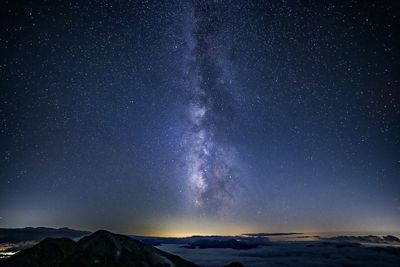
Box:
132 215 400 238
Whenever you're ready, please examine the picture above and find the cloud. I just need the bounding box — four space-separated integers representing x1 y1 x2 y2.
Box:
158 241 400 267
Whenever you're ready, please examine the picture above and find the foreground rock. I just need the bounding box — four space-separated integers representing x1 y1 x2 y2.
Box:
2 230 198 267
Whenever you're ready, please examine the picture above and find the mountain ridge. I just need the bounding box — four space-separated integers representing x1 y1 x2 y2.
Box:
0 227 90 243
2 230 198 267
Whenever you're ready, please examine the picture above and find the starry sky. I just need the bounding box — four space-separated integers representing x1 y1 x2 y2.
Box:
1 0 399 236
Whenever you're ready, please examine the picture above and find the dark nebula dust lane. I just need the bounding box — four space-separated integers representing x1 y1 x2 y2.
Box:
182 1 243 214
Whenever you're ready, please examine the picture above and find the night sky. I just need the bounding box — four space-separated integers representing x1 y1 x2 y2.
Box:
1 0 399 236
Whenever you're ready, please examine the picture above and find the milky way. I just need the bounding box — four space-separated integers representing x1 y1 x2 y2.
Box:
182 1 241 213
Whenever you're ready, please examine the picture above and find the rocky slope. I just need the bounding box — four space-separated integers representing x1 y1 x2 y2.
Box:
1 230 198 267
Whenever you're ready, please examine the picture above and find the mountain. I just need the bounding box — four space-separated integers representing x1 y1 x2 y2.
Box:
0 227 90 243
183 238 261 249
2 230 198 267
242 232 302 237
323 235 400 245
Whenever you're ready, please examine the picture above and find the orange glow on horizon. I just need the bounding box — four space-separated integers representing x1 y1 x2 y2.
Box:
132 217 261 238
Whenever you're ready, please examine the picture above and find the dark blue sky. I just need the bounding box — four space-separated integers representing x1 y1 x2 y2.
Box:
0 0 399 236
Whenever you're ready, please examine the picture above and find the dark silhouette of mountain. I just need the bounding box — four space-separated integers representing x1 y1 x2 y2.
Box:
2 230 198 267
132 235 268 248
182 238 261 250
0 227 90 243
323 235 400 245
383 235 400 243
242 232 302 237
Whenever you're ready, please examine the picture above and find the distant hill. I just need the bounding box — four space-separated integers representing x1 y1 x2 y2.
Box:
323 235 400 245
183 238 262 249
0 227 90 243
242 232 302 237
2 230 198 267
